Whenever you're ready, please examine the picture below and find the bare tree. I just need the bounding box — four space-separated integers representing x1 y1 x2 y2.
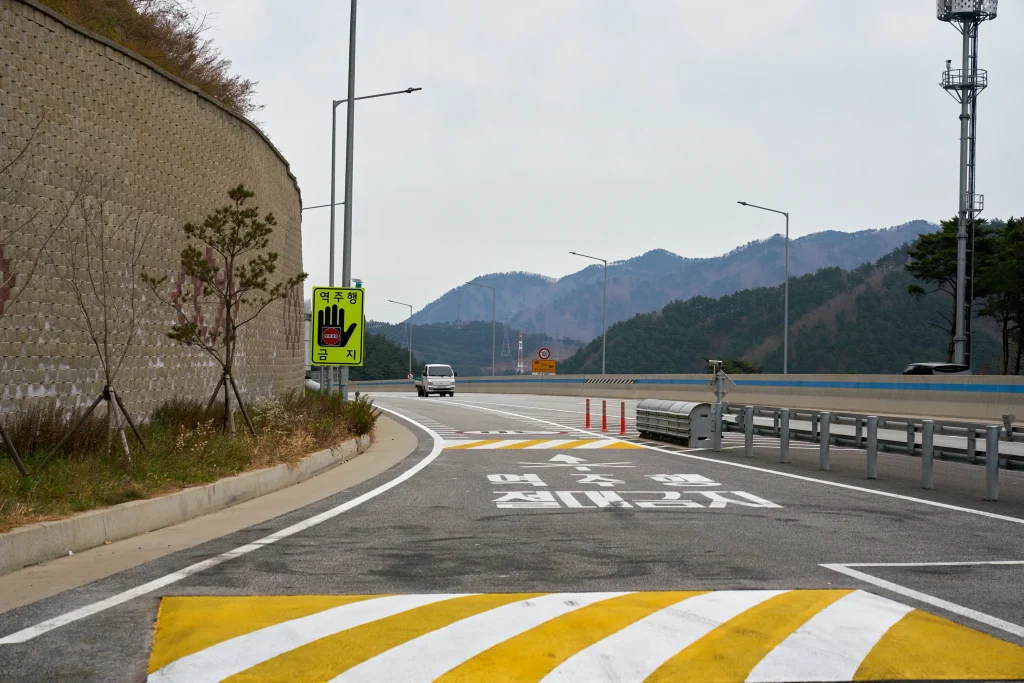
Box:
40 174 160 469
0 115 78 476
144 184 306 438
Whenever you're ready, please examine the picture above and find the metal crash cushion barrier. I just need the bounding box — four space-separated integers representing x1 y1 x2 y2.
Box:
636 399 713 447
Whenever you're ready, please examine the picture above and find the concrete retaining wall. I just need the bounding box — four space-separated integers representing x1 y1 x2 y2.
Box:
353 374 1024 423
0 434 370 575
0 0 305 417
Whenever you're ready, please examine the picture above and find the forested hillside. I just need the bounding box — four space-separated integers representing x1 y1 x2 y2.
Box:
366 321 582 377
348 333 422 381
412 221 933 340
560 248 1000 375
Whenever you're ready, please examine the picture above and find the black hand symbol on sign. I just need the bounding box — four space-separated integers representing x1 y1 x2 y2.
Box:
318 305 358 347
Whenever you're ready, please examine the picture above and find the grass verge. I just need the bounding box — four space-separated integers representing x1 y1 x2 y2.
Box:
0 392 379 533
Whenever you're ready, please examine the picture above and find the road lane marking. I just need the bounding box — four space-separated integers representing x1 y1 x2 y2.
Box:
0 407 444 645
433 398 1024 526
145 590 1024 682
822 562 1024 639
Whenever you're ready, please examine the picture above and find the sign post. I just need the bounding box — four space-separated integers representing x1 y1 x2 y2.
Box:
310 287 366 368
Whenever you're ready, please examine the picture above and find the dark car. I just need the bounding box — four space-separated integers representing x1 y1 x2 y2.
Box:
901 362 972 375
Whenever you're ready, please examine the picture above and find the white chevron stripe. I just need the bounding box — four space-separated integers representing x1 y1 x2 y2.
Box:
745 590 914 682
148 594 465 683
540 590 786 683
330 592 628 683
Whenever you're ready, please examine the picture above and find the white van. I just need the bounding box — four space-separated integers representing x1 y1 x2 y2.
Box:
415 364 456 397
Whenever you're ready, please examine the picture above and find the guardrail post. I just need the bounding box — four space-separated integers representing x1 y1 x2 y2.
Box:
866 416 878 479
921 420 934 489
780 408 790 464
620 401 626 436
907 423 916 455
966 428 977 463
744 405 754 457
819 412 831 471
586 399 591 429
985 425 999 501
602 400 608 432
712 403 723 451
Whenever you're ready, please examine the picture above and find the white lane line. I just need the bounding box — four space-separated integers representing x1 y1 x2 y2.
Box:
438 399 1024 526
149 594 463 683
839 560 1024 568
821 563 1024 638
745 590 912 682
331 592 627 683
541 590 785 683
0 407 443 645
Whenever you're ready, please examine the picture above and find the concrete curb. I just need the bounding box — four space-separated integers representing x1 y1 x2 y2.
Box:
0 434 372 576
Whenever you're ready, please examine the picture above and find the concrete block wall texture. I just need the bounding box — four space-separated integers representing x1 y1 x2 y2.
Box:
351 374 1024 423
0 0 306 417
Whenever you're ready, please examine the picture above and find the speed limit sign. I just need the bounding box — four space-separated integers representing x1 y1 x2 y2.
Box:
538 347 551 360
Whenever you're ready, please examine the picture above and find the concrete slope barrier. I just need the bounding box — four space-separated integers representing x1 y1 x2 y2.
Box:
352 374 1024 423
0 435 370 576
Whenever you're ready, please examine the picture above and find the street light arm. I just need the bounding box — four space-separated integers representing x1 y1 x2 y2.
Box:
737 201 788 218
334 87 422 108
569 251 607 265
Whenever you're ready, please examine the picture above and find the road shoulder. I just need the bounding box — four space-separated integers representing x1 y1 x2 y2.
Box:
0 416 418 614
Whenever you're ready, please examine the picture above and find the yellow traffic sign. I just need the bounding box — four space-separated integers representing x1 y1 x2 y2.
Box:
532 359 556 374
311 287 364 366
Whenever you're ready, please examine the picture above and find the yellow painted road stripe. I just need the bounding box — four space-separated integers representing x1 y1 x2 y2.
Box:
447 439 503 449
435 591 706 683
497 439 552 449
223 593 538 683
855 608 1024 681
646 589 852 682
148 595 373 674
553 439 600 449
601 441 645 449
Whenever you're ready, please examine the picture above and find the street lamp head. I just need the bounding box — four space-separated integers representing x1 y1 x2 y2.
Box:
406 87 422 93
737 201 748 206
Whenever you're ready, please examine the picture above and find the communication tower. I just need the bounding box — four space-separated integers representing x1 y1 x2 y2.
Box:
501 325 512 358
516 331 525 374
937 0 998 368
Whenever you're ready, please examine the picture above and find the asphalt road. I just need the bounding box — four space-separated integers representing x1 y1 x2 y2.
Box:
0 391 1022 682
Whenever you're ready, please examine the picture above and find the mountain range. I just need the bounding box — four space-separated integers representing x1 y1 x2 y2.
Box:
559 247 1001 375
410 220 935 341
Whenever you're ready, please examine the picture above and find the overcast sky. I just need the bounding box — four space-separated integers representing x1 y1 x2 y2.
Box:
193 0 1023 323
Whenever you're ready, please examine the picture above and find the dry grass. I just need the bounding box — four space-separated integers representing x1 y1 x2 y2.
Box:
38 0 260 115
0 392 379 532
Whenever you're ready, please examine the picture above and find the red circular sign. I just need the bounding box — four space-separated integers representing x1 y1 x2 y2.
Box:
538 347 551 360
322 327 341 346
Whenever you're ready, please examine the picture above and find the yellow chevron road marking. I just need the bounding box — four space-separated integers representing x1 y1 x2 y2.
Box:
497 439 554 449
855 608 1024 680
647 589 851 682
148 595 374 673
435 591 706 683
223 593 539 683
148 590 1024 682
444 439 642 450
447 439 505 449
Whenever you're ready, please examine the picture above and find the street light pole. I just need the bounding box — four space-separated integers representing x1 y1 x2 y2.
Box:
570 251 608 375
738 201 789 374
387 300 413 376
466 281 496 376
326 73 421 397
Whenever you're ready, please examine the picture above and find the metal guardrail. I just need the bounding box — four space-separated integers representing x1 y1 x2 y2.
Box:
720 404 1017 501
